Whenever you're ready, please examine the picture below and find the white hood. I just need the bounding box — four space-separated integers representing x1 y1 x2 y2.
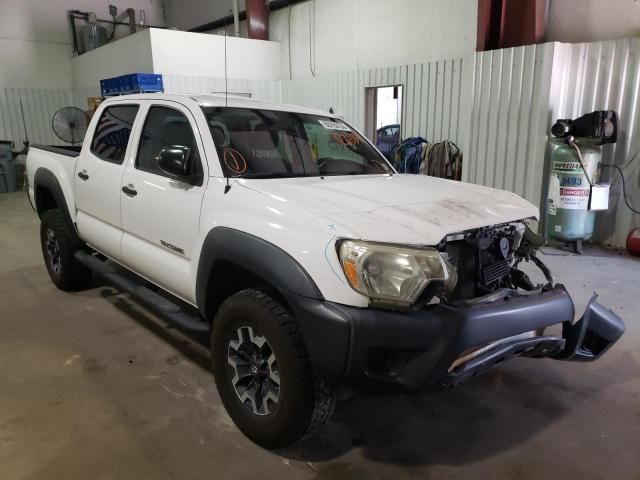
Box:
240 174 538 245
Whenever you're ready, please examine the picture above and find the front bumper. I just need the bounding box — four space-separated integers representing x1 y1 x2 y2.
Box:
284 286 624 392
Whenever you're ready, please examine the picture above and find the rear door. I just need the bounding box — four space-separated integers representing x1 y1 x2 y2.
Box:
75 103 140 259
119 101 208 303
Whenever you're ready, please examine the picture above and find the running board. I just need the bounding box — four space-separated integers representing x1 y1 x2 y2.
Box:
75 251 209 333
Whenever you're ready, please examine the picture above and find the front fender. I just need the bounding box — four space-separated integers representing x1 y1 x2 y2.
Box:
195 227 324 318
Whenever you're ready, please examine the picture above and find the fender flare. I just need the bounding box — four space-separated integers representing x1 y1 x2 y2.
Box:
195 227 323 317
33 168 78 237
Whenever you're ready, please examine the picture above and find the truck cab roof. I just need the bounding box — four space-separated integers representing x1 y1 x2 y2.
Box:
101 93 332 117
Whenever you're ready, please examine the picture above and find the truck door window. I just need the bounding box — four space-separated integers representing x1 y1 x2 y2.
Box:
136 106 202 179
90 105 139 164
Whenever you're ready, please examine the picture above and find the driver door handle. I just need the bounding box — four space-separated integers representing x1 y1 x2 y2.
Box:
121 185 137 197
77 170 89 181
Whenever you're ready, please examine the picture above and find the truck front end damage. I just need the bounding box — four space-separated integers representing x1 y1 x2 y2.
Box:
441 288 624 388
285 220 625 392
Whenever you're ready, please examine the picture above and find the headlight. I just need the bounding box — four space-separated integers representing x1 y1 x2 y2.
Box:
338 240 450 306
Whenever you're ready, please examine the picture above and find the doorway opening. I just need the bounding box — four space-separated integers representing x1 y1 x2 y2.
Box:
365 85 403 161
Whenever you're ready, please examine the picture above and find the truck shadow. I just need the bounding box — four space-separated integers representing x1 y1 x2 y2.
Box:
99 285 636 467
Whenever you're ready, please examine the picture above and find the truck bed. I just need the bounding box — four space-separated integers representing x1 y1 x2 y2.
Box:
31 145 82 157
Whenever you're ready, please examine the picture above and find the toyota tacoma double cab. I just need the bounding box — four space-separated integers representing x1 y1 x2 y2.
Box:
27 94 625 448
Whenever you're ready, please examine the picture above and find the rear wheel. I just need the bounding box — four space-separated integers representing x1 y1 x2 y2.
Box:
211 289 334 448
40 209 91 291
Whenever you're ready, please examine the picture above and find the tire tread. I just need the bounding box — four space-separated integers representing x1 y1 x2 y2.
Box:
212 288 334 447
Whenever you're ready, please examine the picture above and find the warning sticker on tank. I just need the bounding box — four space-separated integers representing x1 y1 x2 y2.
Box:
559 187 590 210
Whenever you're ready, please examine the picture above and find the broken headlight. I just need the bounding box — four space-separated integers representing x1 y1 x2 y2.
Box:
338 240 452 307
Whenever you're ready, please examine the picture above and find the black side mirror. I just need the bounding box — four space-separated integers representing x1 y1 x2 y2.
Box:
156 146 199 184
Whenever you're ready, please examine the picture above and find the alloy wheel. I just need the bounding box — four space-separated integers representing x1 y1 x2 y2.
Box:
45 228 62 275
227 325 280 416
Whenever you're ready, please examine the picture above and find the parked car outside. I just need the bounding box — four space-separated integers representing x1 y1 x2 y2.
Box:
375 123 400 160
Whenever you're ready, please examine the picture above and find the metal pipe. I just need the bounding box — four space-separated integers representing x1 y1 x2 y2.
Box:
68 11 80 55
233 0 240 37
246 0 269 40
127 8 136 34
189 0 308 34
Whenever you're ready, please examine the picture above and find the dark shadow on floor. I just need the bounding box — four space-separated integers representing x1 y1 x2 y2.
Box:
92 283 638 468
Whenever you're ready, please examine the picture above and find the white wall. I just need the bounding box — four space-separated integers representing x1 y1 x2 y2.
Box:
71 29 155 100
547 0 640 44
70 28 281 103
166 0 477 80
0 0 165 89
149 29 281 80
263 0 476 79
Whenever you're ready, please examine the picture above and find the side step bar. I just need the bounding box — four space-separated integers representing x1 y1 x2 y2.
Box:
75 251 209 333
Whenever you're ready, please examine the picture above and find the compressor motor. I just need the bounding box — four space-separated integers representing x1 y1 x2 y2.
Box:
546 111 617 254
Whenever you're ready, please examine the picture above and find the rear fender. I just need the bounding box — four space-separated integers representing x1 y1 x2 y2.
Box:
33 168 78 238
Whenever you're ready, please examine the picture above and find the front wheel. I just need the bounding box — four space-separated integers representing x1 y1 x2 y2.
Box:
211 289 334 448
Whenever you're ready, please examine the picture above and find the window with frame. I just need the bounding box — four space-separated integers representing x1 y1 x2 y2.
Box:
136 106 202 178
90 105 139 164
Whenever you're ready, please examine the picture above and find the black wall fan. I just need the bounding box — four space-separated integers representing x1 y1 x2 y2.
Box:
52 107 89 145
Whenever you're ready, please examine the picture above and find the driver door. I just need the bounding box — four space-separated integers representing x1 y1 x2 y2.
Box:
120 101 207 303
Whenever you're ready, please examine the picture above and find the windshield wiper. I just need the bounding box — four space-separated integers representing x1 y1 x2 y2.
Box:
231 172 307 179
320 171 370 176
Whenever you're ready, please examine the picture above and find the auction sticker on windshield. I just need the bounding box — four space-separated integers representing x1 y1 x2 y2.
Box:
318 120 351 131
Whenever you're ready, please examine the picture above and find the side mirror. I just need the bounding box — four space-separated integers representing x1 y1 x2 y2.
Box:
156 146 199 184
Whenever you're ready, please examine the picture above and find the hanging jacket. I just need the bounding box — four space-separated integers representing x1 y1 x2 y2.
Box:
392 136 428 174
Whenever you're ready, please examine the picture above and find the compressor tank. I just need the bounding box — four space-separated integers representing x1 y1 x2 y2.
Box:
546 139 600 242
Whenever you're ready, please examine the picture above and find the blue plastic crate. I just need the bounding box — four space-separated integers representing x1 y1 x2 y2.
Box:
100 73 164 97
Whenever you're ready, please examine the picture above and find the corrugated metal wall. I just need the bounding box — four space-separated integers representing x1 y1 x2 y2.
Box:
162 59 468 149
462 43 556 209
161 74 283 103
0 87 75 146
280 58 467 145
464 38 640 247
550 38 640 247
2 38 636 247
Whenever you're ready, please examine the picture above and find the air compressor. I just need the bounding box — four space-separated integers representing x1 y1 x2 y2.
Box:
546 110 617 254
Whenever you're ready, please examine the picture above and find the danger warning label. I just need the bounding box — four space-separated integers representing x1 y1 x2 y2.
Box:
559 187 589 209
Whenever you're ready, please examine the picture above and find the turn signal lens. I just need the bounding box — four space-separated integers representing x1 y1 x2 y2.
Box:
343 259 359 288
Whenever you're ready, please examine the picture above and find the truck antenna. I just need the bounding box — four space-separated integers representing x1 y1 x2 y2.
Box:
224 10 230 107
19 99 30 148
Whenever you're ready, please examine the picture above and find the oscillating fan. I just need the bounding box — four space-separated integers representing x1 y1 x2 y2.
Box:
52 107 89 145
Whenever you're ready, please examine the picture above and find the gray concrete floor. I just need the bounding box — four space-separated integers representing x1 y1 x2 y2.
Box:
1 190 639 480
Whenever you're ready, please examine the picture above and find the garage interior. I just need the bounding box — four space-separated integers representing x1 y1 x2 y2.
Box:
1 0 639 479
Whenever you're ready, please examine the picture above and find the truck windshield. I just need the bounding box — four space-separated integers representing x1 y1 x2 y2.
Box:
202 107 393 178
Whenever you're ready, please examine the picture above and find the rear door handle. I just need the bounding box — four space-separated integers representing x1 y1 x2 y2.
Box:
77 170 89 181
121 185 137 197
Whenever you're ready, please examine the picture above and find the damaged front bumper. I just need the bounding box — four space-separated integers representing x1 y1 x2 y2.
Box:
442 291 625 387
284 286 625 392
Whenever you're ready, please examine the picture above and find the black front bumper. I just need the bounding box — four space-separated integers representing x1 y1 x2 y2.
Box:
284 286 625 392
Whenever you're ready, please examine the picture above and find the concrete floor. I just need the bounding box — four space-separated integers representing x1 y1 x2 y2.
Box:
1 190 639 480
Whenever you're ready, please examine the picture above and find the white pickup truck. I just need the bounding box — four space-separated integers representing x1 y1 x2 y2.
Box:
27 94 624 448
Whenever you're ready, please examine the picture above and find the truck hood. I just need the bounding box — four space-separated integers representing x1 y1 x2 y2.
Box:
239 174 538 245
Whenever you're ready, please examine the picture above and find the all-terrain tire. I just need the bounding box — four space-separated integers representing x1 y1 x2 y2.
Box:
40 209 91 291
211 288 335 448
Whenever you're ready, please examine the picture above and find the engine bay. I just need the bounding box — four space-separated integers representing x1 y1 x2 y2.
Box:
436 221 553 303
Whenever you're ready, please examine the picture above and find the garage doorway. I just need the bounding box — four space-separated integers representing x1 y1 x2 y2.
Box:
365 85 403 161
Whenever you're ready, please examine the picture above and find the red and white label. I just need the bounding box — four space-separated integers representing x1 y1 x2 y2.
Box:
559 187 589 210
